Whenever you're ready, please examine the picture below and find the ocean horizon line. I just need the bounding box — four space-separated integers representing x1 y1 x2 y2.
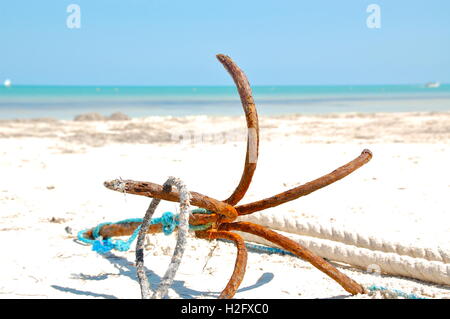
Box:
2 83 449 88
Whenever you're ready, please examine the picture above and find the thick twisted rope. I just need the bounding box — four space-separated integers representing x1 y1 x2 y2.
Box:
239 212 450 264
237 229 450 286
135 176 192 299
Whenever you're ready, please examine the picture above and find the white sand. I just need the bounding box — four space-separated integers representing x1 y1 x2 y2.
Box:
0 111 449 299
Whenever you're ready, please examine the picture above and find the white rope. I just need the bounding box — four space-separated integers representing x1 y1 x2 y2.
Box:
151 176 191 299
237 230 450 286
135 176 191 299
239 212 450 263
238 213 450 286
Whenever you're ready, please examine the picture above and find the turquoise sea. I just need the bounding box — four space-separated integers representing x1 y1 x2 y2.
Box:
1 84 450 120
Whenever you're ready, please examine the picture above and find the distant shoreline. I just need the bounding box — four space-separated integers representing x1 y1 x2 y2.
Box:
0 109 448 122
1 111 449 147
1 109 450 123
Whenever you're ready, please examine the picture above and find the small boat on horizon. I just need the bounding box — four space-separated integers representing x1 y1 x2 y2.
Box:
425 81 440 88
3 79 11 87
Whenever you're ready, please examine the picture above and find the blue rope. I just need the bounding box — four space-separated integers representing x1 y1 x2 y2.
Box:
244 242 296 257
366 285 427 299
77 210 213 254
217 239 296 257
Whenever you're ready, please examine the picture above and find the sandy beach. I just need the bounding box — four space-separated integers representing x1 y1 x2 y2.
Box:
0 111 449 299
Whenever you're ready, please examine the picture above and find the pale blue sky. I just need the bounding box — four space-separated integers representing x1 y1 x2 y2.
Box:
0 1 449 85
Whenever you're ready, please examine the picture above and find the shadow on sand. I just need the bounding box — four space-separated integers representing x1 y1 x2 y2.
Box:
51 251 275 299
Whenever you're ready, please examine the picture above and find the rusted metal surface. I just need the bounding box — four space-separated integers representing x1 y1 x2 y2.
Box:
83 213 218 239
83 222 162 239
216 54 260 206
195 229 248 299
104 179 238 223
